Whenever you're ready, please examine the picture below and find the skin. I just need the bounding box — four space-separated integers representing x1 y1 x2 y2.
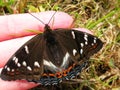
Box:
0 11 91 90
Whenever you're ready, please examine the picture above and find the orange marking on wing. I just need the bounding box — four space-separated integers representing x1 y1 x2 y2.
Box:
90 44 98 50
49 73 55 77
62 70 68 76
93 44 97 48
40 63 77 79
42 73 48 77
55 72 62 78
73 63 76 67
67 66 73 72
62 63 76 77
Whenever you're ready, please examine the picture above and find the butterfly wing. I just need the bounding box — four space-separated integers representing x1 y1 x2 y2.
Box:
38 29 103 85
1 34 44 81
53 29 103 62
1 26 103 86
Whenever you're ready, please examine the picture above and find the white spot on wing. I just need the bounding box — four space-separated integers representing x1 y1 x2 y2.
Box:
91 43 94 46
84 33 88 41
13 56 17 61
80 49 83 54
73 49 77 56
43 59 58 71
4 65 7 69
80 43 84 47
24 45 29 54
15 57 18 64
94 37 97 43
11 69 14 72
27 66 32 71
61 52 70 67
7 67 10 71
71 31 75 39
17 63 21 67
22 61 27 66
85 41 88 45
34 61 40 67
44 60 50 66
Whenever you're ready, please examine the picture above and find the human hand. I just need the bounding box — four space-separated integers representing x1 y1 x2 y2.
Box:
0 11 91 90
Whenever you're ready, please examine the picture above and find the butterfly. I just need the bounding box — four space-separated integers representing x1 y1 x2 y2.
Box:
0 12 103 86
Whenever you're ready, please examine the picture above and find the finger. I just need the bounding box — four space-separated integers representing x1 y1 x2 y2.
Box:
73 28 93 35
0 11 73 41
0 78 38 90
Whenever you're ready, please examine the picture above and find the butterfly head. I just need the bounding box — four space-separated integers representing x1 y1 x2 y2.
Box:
44 24 52 32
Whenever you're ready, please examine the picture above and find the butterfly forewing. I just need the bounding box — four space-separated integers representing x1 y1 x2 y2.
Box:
53 29 103 62
1 34 44 81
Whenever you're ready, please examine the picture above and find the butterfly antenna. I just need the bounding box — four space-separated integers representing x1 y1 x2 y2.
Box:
47 11 57 24
28 12 45 25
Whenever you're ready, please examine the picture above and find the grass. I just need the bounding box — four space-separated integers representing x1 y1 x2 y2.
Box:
0 0 120 90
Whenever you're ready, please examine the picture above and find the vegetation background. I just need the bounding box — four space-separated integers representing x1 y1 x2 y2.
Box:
0 0 120 90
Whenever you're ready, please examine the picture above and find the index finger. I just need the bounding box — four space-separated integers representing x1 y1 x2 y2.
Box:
0 11 73 41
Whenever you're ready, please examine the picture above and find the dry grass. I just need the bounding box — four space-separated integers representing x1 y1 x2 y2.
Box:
0 0 120 90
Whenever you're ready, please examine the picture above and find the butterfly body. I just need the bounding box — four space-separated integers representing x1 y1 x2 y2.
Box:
1 23 103 85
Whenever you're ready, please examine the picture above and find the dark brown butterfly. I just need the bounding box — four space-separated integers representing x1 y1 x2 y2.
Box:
1 12 103 86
